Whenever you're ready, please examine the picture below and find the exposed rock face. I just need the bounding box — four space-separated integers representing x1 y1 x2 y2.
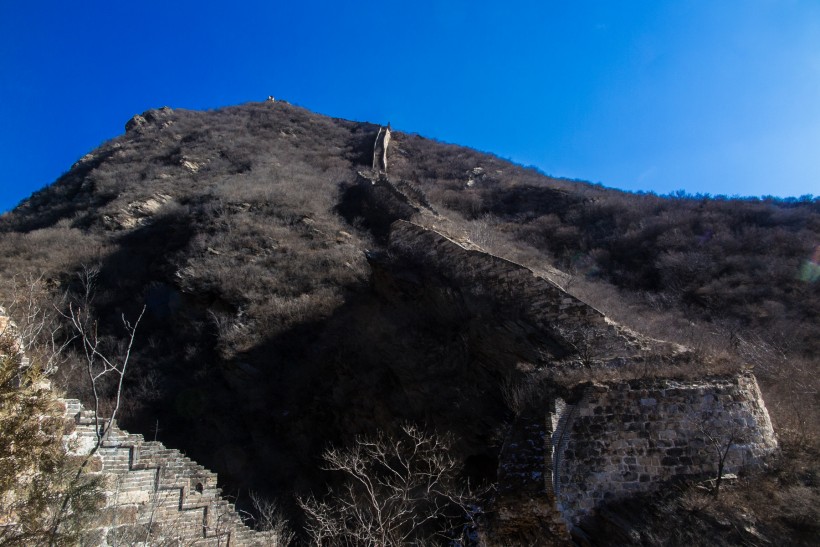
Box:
101 193 173 230
125 106 174 132
124 114 147 132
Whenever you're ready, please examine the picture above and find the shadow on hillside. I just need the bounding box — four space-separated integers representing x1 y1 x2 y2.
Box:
87 207 198 324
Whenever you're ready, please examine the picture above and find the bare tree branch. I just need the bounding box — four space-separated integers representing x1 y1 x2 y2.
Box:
298 424 484 546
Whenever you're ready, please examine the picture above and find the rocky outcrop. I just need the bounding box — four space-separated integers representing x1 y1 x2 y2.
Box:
125 106 174 132
101 192 173 230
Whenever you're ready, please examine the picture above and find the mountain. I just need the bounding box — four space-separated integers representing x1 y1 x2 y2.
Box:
0 101 817 545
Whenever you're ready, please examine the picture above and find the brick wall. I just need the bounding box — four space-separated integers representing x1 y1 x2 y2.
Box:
555 374 777 523
59 399 276 546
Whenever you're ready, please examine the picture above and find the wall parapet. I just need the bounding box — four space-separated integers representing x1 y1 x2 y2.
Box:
59 398 275 546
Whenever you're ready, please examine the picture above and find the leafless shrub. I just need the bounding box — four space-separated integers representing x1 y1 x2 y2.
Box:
465 215 499 250
694 416 746 497
249 491 295 545
1 273 74 377
298 424 481 546
501 373 547 416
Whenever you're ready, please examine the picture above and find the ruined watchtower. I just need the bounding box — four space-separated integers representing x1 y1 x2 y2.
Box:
372 123 391 173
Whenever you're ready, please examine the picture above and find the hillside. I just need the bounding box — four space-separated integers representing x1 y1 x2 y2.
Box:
0 101 817 545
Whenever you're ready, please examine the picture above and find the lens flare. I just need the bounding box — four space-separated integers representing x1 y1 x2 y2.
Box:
797 245 820 283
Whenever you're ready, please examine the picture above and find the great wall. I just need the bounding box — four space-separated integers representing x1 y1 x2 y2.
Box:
58 398 274 545
0 311 272 546
0 125 779 545
372 216 777 543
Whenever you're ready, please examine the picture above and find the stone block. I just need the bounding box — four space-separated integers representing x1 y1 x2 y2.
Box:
658 430 676 441
114 490 150 505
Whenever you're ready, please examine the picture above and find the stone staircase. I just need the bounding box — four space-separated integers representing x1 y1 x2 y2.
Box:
550 398 578 502
493 408 570 545
60 399 276 546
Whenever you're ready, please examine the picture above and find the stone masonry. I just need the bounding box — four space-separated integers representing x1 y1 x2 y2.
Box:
372 125 391 172
387 220 675 364
555 374 777 523
494 406 572 545
1 308 275 545
59 398 275 546
384 221 778 539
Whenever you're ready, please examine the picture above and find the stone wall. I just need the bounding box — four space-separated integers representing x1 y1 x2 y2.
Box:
383 222 778 538
494 407 571 545
1 308 276 545
59 398 275 546
555 374 777 523
372 126 391 172
488 375 777 539
387 220 659 363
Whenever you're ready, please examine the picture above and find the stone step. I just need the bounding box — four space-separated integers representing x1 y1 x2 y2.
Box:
56 397 265 545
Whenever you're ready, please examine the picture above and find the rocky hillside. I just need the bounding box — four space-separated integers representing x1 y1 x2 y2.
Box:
0 101 817 544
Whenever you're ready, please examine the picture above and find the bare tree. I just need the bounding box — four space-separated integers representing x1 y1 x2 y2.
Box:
249 491 295 545
556 324 598 368
2 273 75 376
298 424 481 546
64 303 146 445
695 415 745 497
50 302 145 545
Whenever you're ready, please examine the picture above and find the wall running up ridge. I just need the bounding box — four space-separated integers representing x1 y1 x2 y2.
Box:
384 221 778 540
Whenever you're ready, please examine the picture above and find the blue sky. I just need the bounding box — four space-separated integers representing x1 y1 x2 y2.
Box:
1 1 818 213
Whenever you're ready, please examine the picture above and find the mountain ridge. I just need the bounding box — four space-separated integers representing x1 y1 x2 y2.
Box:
0 100 816 544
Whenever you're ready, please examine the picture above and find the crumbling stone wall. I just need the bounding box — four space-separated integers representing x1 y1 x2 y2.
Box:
387 220 649 363
1 308 272 545
494 407 571 544
59 399 273 546
555 374 777 523
489 375 777 538
372 125 391 172
383 222 777 537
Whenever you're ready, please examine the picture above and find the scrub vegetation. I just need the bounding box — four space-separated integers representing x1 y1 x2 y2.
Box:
0 101 817 544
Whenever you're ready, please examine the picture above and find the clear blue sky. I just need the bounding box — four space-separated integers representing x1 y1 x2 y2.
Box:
2 1 818 213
